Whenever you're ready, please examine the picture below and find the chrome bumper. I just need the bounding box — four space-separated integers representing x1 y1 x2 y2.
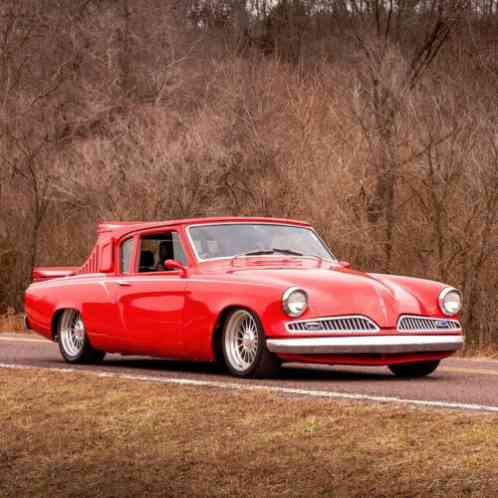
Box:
266 335 464 355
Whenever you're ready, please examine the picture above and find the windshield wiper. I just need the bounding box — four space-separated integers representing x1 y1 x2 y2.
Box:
237 248 304 257
271 248 304 256
238 250 276 256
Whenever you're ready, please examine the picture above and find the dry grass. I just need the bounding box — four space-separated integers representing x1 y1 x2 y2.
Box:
0 368 497 498
0 310 23 333
460 347 498 360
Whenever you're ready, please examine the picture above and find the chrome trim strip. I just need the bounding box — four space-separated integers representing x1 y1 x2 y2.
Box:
266 335 464 355
30 272 107 287
397 315 462 333
185 222 336 263
285 315 380 334
30 277 280 290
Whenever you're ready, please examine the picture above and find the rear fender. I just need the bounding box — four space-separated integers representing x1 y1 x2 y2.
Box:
50 305 83 340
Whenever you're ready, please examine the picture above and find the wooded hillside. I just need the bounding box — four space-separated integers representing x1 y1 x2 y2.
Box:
1 0 497 349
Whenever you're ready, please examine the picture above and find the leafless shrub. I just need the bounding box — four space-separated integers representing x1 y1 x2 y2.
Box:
1 0 498 349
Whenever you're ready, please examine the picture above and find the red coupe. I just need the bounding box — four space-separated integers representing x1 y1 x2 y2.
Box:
24 217 464 378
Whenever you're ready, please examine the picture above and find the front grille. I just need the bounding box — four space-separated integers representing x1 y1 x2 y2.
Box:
286 316 379 334
397 315 461 332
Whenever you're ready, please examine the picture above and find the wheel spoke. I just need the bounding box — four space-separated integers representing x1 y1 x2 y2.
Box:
60 311 85 358
224 310 261 372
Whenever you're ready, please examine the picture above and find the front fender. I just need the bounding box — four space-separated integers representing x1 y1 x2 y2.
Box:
182 278 287 361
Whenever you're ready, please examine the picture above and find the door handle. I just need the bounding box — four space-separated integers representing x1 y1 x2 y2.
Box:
116 281 131 286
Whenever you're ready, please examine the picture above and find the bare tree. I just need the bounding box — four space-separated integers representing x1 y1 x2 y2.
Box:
350 0 468 271
1 0 498 351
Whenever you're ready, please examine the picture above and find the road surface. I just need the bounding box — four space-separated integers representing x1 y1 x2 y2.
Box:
1 333 498 412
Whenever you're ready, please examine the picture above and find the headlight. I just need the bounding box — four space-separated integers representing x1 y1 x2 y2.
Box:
439 288 462 316
282 287 308 317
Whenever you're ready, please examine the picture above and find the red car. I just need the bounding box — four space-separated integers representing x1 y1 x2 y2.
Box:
24 217 464 378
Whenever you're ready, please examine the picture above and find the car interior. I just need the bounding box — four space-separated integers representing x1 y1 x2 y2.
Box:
138 232 187 272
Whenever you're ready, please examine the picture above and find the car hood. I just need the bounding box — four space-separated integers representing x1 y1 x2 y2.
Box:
198 259 443 328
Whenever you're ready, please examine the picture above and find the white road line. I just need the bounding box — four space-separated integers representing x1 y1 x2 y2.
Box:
0 336 51 344
1 362 498 414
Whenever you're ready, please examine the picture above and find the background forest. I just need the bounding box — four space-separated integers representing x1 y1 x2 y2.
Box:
0 0 497 350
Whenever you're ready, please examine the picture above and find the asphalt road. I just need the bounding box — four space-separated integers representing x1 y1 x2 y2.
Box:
2 333 498 412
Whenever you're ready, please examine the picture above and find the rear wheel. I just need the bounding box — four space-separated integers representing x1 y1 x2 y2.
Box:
57 309 105 364
222 309 280 378
388 360 440 378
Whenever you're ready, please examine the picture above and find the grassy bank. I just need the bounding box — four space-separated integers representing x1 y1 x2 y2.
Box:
0 368 497 498
0 312 23 333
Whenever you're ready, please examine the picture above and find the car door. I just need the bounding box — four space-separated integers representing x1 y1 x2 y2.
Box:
112 229 188 357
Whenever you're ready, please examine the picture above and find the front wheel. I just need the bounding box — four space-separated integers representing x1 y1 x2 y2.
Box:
388 360 440 378
57 309 106 364
222 309 280 378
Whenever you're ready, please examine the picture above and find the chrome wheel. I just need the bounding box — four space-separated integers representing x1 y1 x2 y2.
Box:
60 310 86 358
224 310 260 372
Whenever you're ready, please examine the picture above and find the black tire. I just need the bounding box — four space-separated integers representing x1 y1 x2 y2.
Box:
57 309 106 364
222 309 280 379
388 360 440 378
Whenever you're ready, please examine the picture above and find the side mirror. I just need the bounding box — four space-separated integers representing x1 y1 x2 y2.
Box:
164 259 188 277
338 260 352 269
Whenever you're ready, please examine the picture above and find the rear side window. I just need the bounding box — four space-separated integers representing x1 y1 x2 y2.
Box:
120 238 134 273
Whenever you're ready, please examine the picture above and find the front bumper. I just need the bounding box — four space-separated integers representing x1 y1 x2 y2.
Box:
266 335 464 355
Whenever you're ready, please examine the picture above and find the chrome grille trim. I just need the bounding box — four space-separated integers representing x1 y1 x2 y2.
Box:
397 315 461 333
285 315 380 334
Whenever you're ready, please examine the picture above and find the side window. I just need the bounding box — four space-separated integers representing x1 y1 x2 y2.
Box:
138 231 188 273
120 238 134 274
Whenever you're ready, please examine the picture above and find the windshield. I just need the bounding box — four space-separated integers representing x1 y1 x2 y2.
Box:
188 223 335 261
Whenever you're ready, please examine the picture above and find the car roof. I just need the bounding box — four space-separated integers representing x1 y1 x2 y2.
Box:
97 216 311 238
